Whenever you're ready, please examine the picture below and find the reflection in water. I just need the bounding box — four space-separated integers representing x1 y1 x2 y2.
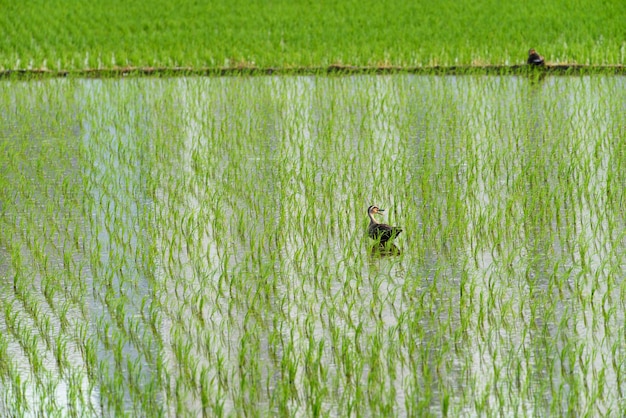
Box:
527 69 548 85
369 242 402 257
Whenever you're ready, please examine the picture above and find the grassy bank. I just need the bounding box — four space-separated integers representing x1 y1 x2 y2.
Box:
1 0 624 71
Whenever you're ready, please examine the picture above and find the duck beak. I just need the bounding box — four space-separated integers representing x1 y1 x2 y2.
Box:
378 209 385 213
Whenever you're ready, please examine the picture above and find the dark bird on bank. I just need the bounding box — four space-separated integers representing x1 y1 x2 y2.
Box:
527 49 545 66
367 205 402 244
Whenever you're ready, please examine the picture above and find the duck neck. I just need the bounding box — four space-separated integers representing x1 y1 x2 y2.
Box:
368 212 379 224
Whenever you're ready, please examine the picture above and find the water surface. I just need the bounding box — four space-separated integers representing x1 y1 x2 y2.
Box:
0 75 625 416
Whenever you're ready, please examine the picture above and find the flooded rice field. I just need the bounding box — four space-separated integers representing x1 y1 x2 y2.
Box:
0 75 625 416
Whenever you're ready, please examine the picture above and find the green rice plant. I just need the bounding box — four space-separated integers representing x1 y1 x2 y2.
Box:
0 0 625 71
1 74 626 416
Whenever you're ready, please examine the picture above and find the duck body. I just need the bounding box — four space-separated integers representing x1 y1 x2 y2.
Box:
367 205 402 244
527 49 545 66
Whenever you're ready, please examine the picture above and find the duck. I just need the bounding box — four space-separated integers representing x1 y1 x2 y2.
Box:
367 205 402 244
527 48 545 66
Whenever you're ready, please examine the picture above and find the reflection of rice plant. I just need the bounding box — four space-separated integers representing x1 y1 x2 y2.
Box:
0 75 624 416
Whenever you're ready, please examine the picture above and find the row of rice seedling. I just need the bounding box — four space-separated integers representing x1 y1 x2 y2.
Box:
0 0 624 71
0 74 625 415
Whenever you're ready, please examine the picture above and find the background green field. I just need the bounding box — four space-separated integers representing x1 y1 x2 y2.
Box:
1 0 624 70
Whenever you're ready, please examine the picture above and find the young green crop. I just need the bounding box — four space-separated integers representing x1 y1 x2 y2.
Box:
0 74 625 416
0 0 624 71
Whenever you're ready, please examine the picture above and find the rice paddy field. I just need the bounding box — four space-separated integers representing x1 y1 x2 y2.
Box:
0 74 625 416
2 0 626 416
1 0 625 71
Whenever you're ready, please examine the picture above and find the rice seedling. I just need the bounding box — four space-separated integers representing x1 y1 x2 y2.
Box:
0 74 625 416
0 0 624 72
